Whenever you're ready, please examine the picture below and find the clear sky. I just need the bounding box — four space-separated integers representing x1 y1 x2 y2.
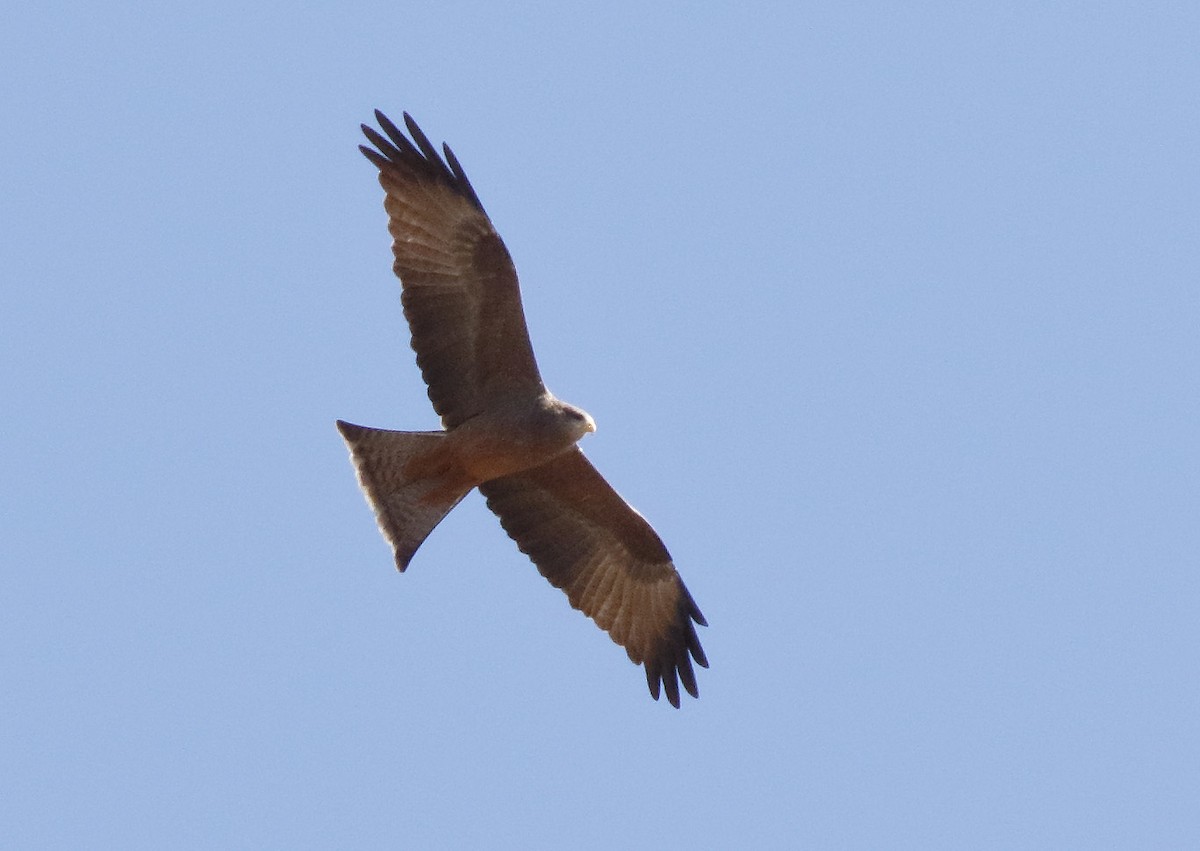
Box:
3 3 1198 848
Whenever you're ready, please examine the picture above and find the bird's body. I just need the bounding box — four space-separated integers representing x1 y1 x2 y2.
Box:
338 110 707 706
443 391 595 482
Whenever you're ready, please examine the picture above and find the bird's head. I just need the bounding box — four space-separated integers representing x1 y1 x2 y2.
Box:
559 402 596 440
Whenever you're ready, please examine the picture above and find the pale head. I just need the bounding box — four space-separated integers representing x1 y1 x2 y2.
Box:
557 400 596 441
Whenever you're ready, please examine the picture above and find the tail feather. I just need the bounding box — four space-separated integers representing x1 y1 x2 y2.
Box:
336 420 474 571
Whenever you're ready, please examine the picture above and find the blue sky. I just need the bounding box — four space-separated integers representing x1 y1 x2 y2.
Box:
3 3 1198 848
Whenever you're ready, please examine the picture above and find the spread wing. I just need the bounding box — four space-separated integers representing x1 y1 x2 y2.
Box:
478 449 709 707
360 111 544 428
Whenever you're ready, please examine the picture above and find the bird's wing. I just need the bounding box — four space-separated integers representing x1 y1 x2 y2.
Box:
478 448 708 707
360 111 544 428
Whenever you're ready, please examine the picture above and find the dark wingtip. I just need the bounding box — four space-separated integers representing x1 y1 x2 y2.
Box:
678 653 699 699
441 142 484 211
644 657 695 708
358 109 485 213
663 670 682 708
686 620 709 670
645 661 662 702
683 585 708 628
633 584 711 707
375 109 410 147
359 144 390 171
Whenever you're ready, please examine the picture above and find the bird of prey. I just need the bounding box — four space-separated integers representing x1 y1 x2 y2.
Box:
337 110 708 707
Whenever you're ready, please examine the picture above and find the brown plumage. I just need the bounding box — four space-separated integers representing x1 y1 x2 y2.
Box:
338 110 707 706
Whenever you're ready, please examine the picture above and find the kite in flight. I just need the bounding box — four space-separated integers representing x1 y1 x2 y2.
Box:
337 110 708 707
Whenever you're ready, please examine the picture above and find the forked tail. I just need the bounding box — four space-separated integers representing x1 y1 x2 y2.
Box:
336 420 474 571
